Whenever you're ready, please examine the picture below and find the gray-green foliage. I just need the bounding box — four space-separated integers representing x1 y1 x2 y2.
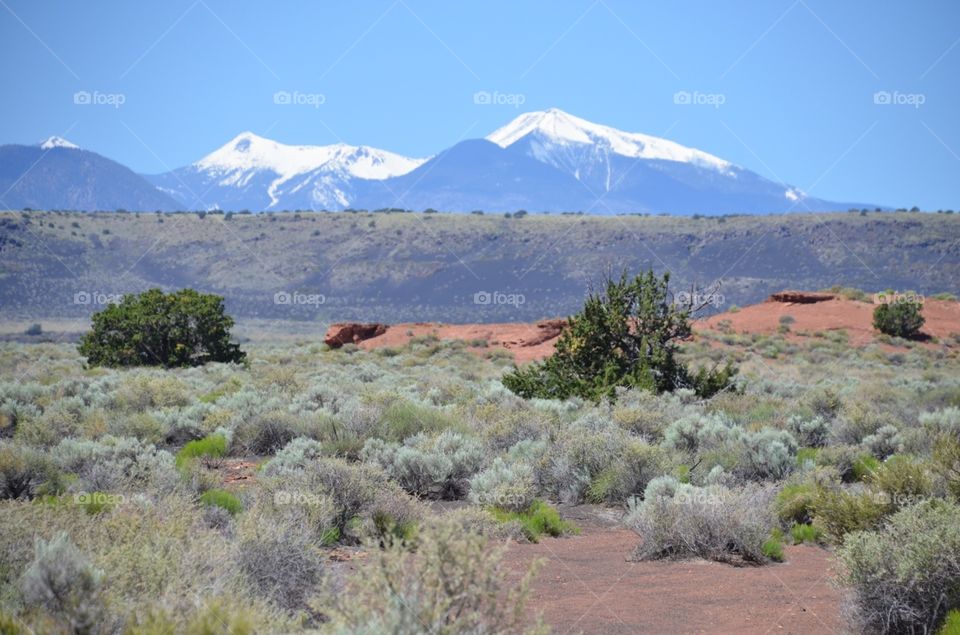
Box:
361 431 484 499
261 437 324 476
469 457 536 512
838 500 960 634
51 436 177 493
20 533 104 633
663 413 797 481
626 478 777 564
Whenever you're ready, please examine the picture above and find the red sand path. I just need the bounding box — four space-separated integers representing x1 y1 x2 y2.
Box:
502 507 845 635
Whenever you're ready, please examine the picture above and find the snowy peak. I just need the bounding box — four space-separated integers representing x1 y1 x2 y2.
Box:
195 132 425 180
486 108 732 172
39 136 79 150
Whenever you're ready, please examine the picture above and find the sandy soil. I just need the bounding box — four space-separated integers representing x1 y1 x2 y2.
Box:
502 506 845 635
346 320 566 363
698 297 960 347
326 297 960 362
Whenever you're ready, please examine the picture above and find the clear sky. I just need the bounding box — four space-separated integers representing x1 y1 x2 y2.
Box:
1 0 958 209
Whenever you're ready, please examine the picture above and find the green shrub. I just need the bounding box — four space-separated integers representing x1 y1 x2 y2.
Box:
811 488 886 544
502 270 736 401
873 299 925 338
78 288 246 367
175 433 227 469
932 435 960 500
837 500 960 634
489 500 577 542
200 488 243 516
761 530 785 562
789 522 822 544
852 454 881 481
940 610 960 635
868 455 932 512
775 482 819 524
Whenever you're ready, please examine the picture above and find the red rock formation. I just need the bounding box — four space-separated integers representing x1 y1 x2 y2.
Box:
323 323 388 348
767 291 835 304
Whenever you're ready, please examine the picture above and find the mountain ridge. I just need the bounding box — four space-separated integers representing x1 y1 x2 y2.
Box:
3 110 880 213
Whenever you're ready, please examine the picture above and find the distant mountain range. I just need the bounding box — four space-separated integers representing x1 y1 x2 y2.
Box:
1 111 877 214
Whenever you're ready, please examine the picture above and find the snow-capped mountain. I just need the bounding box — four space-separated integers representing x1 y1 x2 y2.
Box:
479 108 826 213
8 111 875 213
148 132 426 211
39 136 80 150
487 108 732 174
359 108 865 214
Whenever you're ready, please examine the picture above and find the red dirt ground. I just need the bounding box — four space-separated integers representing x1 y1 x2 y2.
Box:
326 297 960 361
502 506 845 635
698 297 960 347
345 319 567 363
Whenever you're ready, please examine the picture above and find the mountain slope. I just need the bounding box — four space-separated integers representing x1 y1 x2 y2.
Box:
6 111 878 213
485 109 854 214
147 132 426 211
0 211 955 323
0 141 179 211
353 139 597 212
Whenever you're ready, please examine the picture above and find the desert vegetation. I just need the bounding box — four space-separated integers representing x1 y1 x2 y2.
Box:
0 284 959 632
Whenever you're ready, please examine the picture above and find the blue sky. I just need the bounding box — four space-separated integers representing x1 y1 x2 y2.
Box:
1 0 958 209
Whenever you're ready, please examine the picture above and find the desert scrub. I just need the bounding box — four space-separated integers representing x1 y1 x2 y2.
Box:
262 455 421 544
19 533 104 633
811 487 887 544
200 488 243 516
323 517 547 634
0 443 60 500
468 457 536 512
236 513 325 613
175 432 228 469
626 477 778 564
360 430 484 499
260 437 324 475
52 435 178 493
837 500 960 634
788 522 822 544
232 411 300 455
488 500 577 542
663 413 797 481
